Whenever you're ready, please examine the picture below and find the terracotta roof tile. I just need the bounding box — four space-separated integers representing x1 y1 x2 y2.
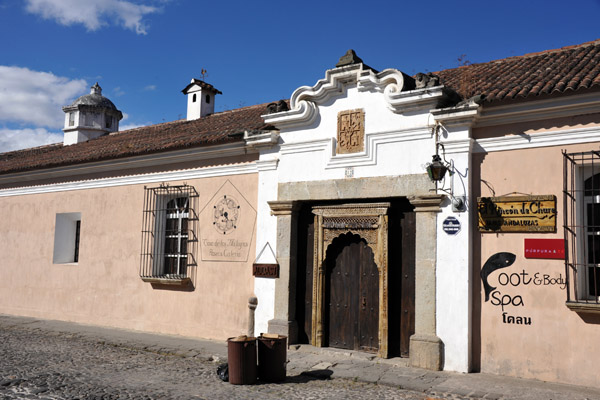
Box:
2 41 600 176
436 39 600 101
0 102 271 175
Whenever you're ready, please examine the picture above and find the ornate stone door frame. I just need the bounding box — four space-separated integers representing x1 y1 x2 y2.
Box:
268 176 445 369
311 203 390 358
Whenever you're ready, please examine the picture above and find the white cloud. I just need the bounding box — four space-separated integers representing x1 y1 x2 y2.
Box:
0 128 63 153
0 66 87 129
144 85 156 91
119 114 149 131
25 0 159 35
113 86 126 96
120 122 145 131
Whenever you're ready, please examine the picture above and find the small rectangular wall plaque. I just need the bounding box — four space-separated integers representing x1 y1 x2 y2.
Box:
477 195 557 233
253 263 279 278
524 238 565 259
337 109 364 154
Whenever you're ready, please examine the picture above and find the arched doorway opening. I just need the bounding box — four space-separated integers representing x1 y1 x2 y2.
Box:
324 232 379 352
295 200 415 358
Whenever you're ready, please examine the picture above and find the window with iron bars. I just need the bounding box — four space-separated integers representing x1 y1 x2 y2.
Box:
563 150 600 309
140 184 198 285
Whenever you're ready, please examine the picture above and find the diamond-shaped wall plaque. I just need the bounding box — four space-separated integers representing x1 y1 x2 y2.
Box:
199 180 257 262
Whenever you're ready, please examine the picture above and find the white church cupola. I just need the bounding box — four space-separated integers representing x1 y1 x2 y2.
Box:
181 79 222 120
62 82 123 146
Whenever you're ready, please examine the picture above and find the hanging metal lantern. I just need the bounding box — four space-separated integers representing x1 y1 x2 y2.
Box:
426 154 448 182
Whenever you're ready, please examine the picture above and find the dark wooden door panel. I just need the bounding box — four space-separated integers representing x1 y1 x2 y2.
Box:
304 219 314 343
400 211 416 357
328 239 359 349
327 234 378 352
358 242 378 352
295 205 314 345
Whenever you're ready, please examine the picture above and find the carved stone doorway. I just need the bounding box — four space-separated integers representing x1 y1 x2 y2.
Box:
311 203 389 358
325 232 379 352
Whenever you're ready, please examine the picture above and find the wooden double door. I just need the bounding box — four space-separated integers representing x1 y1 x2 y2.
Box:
295 199 415 358
325 233 379 352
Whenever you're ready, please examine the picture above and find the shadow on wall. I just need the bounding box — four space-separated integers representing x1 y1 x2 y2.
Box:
576 313 600 324
470 151 488 372
150 282 195 292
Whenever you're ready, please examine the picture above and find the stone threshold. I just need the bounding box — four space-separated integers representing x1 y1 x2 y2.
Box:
288 344 410 367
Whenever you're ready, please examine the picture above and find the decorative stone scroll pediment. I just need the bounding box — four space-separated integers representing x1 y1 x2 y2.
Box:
262 62 456 130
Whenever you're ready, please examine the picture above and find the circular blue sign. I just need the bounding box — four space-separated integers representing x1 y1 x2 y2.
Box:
443 216 461 235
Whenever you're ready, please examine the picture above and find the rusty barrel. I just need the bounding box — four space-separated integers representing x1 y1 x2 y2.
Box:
227 336 257 385
257 334 287 382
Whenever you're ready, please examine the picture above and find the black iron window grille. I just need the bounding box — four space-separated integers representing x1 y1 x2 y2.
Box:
140 184 198 285
74 220 81 263
563 150 600 306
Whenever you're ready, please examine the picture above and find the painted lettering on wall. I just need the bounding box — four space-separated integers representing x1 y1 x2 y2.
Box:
481 252 567 326
481 252 531 325
496 270 566 290
202 238 249 258
198 180 257 262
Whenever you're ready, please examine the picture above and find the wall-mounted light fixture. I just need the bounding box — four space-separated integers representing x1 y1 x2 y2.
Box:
426 153 449 182
425 124 451 183
425 123 466 212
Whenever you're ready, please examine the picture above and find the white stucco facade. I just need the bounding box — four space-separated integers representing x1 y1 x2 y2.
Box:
251 62 474 371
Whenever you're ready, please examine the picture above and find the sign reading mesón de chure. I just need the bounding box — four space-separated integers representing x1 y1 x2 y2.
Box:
477 195 557 233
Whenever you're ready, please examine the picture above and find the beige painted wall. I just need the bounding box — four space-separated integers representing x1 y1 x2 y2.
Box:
473 113 600 140
0 173 258 340
476 141 600 387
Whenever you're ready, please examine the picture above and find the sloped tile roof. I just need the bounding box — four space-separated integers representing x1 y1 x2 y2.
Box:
0 102 271 175
2 40 600 176
437 39 600 101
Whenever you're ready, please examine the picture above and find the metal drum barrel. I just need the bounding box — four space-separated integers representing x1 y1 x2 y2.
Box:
227 336 257 385
257 334 287 382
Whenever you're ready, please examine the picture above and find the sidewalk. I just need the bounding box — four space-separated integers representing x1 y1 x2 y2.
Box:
1 314 598 400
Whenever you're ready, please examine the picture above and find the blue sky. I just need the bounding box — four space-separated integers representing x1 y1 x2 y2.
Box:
1 0 599 152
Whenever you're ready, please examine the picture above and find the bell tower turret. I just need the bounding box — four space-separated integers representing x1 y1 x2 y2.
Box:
181 79 222 120
62 83 123 146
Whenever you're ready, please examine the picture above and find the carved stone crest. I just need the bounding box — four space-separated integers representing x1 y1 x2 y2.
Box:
337 109 364 154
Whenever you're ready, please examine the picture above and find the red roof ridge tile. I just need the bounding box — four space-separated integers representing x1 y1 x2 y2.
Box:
209 101 282 116
518 39 600 59
435 39 600 75
110 118 186 135
434 39 600 102
0 142 62 158
107 101 281 137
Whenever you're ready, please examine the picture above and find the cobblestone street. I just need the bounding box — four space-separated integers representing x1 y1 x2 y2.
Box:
0 322 426 400
3 316 600 400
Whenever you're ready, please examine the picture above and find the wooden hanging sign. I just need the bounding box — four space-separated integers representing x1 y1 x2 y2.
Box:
252 263 279 278
252 242 279 278
477 195 557 233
